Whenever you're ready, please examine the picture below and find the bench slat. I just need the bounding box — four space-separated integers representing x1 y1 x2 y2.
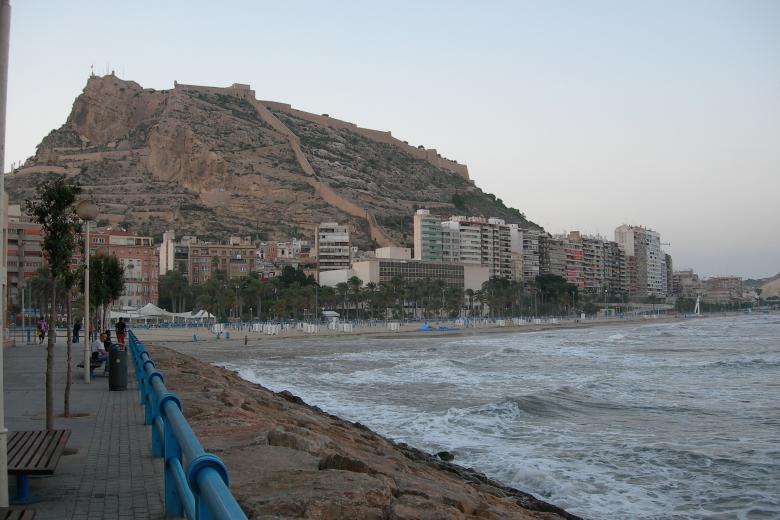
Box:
15 431 48 469
7 430 71 475
41 430 69 470
8 431 44 469
0 506 37 520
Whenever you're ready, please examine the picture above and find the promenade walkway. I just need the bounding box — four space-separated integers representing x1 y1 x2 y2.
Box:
3 339 164 519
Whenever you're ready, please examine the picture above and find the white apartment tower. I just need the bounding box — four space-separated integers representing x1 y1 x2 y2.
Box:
316 222 351 272
614 224 667 298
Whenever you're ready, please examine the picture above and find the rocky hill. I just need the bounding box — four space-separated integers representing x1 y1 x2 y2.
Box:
6 74 538 247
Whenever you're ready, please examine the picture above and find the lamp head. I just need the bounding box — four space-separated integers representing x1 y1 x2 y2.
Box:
76 200 99 221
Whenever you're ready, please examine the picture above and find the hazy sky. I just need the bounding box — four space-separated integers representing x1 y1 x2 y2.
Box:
6 1 780 278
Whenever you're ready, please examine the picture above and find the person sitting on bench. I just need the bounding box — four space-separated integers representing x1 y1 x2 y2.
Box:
92 332 108 363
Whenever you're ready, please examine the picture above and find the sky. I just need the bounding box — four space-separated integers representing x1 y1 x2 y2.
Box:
6 0 780 278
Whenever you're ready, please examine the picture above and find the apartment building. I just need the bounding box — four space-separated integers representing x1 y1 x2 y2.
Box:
414 211 513 279
603 240 627 294
521 229 541 283
77 227 160 308
5 205 44 308
563 236 585 289
413 209 444 262
539 235 567 278
672 269 702 297
188 237 257 284
703 276 743 301
614 224 668 298
316 222 351 273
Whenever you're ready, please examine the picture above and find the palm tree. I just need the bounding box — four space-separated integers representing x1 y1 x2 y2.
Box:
347 276 362 320
365 282 377 319
335 282 349 320
465 289 475 317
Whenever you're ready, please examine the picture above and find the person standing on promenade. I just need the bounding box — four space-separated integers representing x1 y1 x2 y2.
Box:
73 319 81 344
115 317 126 346
36 316 47 345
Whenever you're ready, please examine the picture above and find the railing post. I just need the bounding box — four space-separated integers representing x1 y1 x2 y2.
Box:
187 454 229 520
147 371 165 457
160 393 184 518
141 359 155 409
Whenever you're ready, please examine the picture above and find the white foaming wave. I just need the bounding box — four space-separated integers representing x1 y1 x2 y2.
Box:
216 315 780 520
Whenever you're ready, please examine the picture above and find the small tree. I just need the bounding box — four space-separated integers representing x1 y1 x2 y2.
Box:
25 176 82 430
60 267 83 417
87 253 126 329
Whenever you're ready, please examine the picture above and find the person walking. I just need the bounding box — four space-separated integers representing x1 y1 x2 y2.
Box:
115 317 127 346
36 316 48 345
73 320 81 344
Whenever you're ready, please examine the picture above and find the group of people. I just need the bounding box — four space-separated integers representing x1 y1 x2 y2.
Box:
91 318 126 364
34 315 128 365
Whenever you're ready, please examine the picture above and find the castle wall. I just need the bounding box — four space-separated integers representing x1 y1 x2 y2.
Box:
260 100 470 180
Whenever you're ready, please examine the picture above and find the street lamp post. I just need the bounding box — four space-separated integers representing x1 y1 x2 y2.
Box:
1 1 11 506
76 200 98 384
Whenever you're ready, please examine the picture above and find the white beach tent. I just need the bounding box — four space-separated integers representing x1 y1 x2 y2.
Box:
109 305 216 323
137 303 175 318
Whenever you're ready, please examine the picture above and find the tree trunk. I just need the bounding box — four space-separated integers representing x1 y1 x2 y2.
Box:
64 294 72 417
46 282 56 430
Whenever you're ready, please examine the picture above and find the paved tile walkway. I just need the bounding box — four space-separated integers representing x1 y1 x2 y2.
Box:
3 338 164 519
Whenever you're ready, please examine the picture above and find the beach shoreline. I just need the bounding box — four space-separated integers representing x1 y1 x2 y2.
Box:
135 313 697 347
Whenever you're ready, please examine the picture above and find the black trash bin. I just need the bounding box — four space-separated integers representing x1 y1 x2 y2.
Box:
108 345 128 391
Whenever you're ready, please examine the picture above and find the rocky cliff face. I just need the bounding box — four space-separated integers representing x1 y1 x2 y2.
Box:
7 75 537 246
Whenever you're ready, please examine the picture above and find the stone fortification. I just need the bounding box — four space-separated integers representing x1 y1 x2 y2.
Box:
262 100 470 180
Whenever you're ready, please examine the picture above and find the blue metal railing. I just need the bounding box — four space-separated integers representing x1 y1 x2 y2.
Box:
129 330 248 520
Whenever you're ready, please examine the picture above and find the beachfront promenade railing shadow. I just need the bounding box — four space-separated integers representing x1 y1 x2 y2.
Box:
129 330 248 520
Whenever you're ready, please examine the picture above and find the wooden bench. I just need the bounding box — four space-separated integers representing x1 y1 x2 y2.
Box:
0 507 36 519
7 430 71 504
77 359 109 377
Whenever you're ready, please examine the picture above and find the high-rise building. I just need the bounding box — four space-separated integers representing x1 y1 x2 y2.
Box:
614 224 667 298
316 222 351 273
413 209 443 261
563 234 585 289
158 230 176 275
603 240 627 295
665 253 674 297
580 235 605 293
414 211 513 279
520 229 541 283
539 235 567 278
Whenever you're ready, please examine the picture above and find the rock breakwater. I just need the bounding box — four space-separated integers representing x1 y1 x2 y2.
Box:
148 345 581 519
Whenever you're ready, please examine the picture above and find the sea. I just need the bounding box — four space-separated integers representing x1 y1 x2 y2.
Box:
222 314 780 520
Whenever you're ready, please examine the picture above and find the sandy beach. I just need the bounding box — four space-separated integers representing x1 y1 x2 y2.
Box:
135 314 692 370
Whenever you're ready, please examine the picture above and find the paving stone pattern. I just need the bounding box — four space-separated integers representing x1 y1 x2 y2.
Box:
4 339 164 520
70 378 164 520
